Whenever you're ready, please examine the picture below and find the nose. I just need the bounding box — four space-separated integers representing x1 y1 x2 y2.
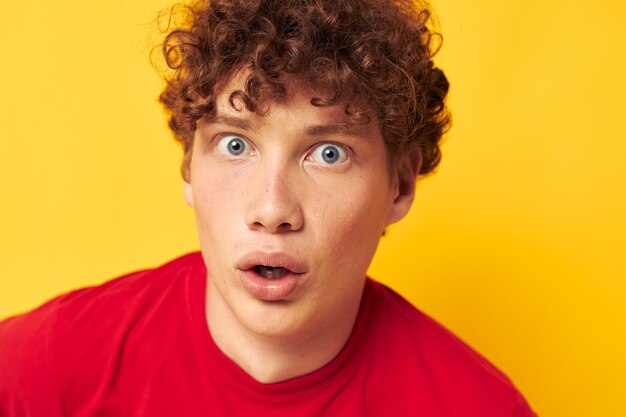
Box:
244 163 304 233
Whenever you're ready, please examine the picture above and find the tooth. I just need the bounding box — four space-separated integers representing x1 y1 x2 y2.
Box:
260 266 287 279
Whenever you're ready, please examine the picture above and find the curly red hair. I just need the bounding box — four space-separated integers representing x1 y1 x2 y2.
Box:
157 0 450 179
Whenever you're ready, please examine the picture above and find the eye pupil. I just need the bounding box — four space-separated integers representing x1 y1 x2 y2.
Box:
228 138 245 155
322 146 339 163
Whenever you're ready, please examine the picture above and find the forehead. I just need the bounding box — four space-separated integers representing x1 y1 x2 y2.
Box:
208 70 376 134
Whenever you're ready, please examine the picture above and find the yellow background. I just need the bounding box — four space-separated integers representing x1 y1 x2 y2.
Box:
1 0 624 415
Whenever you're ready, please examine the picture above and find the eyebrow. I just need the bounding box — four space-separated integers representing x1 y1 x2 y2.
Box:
204 115 256 132
305 124 356 137
205 115 367 139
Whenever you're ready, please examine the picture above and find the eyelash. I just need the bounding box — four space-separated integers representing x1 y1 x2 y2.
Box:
307 143 349 165
214 134 350 166
216 134 254 157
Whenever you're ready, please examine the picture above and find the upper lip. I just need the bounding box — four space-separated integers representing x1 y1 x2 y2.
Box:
235 250 308 274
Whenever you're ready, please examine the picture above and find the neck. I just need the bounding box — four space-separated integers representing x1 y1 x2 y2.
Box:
205 280 362 384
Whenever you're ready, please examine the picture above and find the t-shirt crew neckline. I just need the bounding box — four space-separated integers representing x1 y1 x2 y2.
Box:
186 252 375 399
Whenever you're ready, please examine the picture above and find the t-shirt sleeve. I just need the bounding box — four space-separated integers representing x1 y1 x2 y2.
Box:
0 304 64 416
511 391 539 417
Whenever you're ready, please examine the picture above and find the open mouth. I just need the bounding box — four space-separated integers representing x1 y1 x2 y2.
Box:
253 265 290 279
237 252 306 300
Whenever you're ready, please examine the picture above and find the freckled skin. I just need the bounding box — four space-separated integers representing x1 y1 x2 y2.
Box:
184 72 418 382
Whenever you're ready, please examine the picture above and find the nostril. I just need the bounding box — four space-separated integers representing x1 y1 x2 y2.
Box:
277 222 293 232
245 195 304 233
250 221 295 233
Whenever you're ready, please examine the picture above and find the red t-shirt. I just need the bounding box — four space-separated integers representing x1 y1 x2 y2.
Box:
0 253 537 416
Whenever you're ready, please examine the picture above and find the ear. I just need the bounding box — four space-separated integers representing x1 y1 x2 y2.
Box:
386 147 422 226
183 181 194 207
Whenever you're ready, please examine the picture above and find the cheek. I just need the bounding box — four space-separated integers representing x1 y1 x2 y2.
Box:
312 179 391 263
190 173 242 244
191 160 247 211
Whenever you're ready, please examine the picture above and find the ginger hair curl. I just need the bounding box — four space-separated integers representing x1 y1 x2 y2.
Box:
157 0 450 179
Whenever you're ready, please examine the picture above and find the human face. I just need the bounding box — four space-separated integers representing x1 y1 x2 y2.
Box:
185 74 415 340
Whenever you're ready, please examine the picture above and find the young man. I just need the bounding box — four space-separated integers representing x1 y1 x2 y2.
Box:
0 0 537 415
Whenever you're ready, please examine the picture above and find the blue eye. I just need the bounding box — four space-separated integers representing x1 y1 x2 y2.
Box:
310 143 348 164
217 135 249 156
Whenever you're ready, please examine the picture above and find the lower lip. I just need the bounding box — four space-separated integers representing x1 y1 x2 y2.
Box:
239 269 301 301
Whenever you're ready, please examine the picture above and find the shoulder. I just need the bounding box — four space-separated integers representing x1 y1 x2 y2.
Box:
362 279 537 416
0 252 204 415
0 252 202 341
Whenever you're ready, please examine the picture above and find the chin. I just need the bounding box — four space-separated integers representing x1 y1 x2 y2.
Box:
237 299 316 339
